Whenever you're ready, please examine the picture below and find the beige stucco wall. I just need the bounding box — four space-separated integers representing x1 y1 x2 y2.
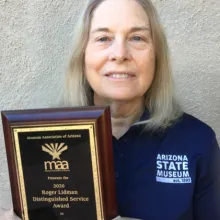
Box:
0 0 219 208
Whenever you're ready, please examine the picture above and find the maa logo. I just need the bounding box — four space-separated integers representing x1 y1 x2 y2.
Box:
42 143 70 172
156 154 192 184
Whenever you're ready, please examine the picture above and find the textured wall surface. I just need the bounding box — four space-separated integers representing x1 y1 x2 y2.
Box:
0 0 219 208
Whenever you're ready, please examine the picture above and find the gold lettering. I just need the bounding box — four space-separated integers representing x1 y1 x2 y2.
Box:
58 190 78 195
63 176 69 180
41 190 57 196
53 203 70 208
27 136 41 140
62 161 69 170
67 134 81 138
70 197 89 202
44 161 69 171
33 196 69 203
44 161 56 170
48 176 62 180
56 161 63 169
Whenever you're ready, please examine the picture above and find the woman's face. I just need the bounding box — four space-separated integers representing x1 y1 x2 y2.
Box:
85 0 155 103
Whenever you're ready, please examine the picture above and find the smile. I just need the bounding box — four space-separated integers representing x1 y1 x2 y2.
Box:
105 72 135 79
111 74 130 78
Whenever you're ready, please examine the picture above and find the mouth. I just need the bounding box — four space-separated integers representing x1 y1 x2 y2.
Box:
104 71 135 79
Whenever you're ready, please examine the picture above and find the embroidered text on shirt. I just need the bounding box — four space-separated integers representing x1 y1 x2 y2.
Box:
156 154 192 184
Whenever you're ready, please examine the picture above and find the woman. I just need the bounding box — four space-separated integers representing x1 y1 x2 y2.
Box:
2 0 220 219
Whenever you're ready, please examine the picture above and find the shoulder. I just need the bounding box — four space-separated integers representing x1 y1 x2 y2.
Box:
160 112 218 154
167 112 216 140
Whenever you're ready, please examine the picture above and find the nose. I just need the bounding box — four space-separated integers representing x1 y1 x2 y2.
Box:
109 39 131 62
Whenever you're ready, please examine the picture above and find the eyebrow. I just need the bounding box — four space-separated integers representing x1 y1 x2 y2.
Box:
91 26 150 34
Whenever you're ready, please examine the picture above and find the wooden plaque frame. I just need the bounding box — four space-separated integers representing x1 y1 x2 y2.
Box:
1 106 117 220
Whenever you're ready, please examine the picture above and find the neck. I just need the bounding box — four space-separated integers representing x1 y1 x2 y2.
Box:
94 96 145 139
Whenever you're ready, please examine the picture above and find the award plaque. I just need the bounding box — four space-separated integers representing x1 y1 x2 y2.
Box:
1 106 118 220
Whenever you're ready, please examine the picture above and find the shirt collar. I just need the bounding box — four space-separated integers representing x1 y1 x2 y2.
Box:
139 109 150 122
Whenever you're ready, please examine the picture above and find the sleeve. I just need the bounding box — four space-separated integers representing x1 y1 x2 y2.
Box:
194 132 220 220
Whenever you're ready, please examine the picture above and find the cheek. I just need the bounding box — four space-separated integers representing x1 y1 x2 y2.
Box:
139 50 155 74
85 47 94 71
138 50 156 87
85 47 105 73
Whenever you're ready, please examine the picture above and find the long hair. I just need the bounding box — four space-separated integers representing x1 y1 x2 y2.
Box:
60 0 183 130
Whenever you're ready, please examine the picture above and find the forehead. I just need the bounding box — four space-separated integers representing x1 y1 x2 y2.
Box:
90 0 150 30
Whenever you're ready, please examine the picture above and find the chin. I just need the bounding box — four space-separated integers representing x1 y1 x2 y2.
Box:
105 93 139 102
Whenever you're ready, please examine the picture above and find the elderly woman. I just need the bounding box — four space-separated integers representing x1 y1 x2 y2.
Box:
1 0 220 219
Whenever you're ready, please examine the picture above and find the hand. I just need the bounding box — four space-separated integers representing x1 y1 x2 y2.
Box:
0 208 21 220
112 216 141 220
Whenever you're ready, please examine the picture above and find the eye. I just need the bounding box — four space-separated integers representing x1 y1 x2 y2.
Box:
97 36 109 42
132 36 143 41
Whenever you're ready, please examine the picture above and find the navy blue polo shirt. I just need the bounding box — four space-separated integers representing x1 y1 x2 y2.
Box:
113 112 220 220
